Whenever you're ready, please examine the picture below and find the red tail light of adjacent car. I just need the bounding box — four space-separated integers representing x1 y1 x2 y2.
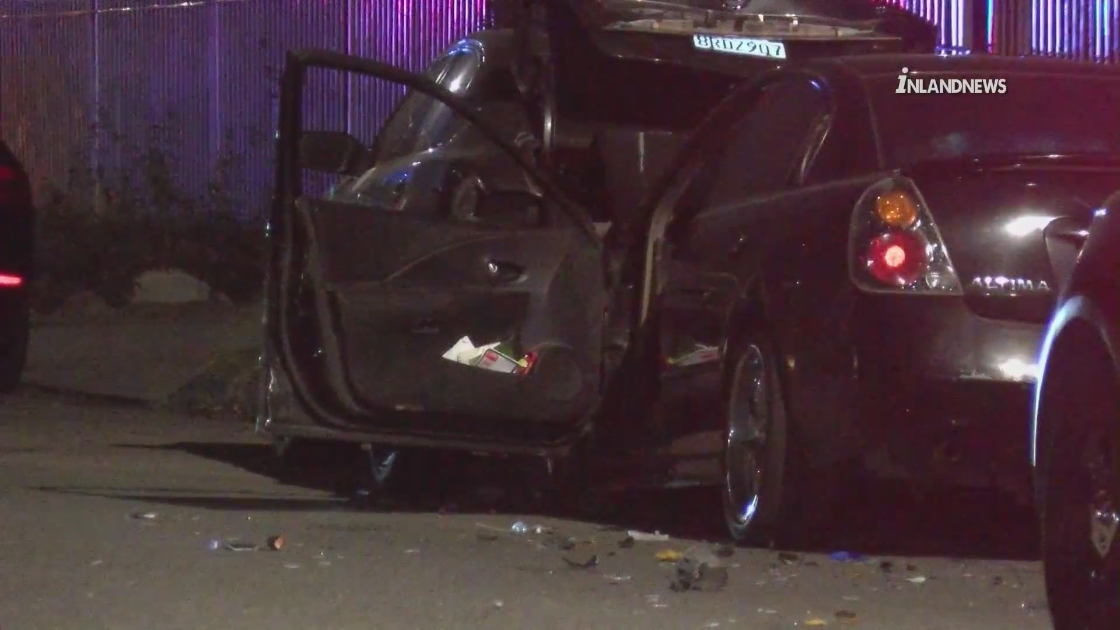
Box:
0 164 29 288
849 176 962 294
0 164 28 206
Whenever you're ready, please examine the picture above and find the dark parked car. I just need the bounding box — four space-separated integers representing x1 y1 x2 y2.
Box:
525 0 936 215
345 0 937 221
260 50 1119 544
0 140 33 393
1031 192 1119 630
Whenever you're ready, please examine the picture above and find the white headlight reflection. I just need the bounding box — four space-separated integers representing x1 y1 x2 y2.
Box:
1004 215 1056 238
998 358 1039 382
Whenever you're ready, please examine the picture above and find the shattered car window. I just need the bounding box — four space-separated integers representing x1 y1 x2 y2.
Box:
374 47 483 163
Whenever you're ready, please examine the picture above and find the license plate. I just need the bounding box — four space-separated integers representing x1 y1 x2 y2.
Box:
692 34 787 60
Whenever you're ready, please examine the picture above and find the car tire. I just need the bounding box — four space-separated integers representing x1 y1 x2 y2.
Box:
0 303 30 394
719 331 793 547
1041 367 1120 630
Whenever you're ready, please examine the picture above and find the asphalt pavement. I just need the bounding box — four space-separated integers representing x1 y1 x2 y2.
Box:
1 390 1053 630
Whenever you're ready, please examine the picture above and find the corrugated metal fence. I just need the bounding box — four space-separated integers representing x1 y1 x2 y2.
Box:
0 0 490 215
887 0 1120 59
1 0 1117 217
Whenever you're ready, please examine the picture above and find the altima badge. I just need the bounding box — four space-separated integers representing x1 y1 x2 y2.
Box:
970 276 1052 293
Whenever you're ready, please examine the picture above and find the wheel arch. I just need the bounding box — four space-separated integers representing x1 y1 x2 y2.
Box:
1033 316 1118 511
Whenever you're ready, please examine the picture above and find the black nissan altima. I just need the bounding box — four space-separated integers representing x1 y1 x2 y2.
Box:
0 141 33 393
258 50 1119 544
1031 191 1119 630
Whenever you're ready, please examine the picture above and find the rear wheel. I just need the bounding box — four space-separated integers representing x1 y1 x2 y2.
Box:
720 332 791 547
0 302 29 394
1042 361 1120 630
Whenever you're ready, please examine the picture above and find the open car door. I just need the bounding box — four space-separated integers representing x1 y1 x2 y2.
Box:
261 50 607 454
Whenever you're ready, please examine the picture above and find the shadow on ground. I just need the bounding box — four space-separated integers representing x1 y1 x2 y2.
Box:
64 440 1039 562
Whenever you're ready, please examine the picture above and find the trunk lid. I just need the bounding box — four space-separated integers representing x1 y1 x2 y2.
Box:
910 158 1120 323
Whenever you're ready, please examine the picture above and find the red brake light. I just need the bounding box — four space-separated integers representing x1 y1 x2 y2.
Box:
866 230 928 286
0 274 23 288
0 165 21 205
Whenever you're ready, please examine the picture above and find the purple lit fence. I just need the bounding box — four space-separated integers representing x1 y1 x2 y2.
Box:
0 0 490 215
881 0 1120 60
0 0 1116 216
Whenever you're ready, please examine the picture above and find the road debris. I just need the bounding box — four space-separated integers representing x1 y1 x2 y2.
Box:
267 535 285 551
906 575 928 584
712 543 735 558
223 541 259 552
777 551 801 565
627 530 671 542
619 536 636 549
879 560 894 573
604 574 631 584
670 554 729 592
283 562 301 569
829 551 866 562
656 549 685 562
130 511 158 520
835 610 858 621
510 521 551 535
562 552 599 569
646 594 669 608
805 618 828 626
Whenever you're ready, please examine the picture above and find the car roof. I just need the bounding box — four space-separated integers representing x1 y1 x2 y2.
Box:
800 53 1120 83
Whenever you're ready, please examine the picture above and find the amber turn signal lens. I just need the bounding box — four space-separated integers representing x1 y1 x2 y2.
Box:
875 190 919 228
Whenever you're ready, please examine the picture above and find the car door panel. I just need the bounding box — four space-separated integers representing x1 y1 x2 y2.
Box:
270 50 606 444
295 196 603 424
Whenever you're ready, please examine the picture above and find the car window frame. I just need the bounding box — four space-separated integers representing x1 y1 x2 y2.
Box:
699 77 834 209
653 74 833 241
368 41 485 164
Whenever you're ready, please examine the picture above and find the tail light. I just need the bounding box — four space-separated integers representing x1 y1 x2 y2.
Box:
848 176 962 295
0 165 16 202
0 164 29 206
0 164 28 288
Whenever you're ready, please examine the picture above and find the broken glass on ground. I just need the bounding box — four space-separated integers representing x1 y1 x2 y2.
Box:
670 555 730 592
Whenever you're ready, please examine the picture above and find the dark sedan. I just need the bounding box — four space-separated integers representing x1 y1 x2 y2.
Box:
513 0 937 214
1031 192 1119 630
643 54 1119 543
258 50 1119 545
0 140 33 393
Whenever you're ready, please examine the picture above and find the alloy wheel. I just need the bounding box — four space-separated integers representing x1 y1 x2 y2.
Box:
725 343 770 533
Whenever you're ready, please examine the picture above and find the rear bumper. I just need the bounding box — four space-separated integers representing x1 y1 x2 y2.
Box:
853 294 1042 495
784 291 1043 497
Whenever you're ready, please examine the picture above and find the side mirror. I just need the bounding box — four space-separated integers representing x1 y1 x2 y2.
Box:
299 131 371 175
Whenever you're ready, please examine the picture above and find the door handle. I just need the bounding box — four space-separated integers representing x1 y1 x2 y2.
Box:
486 259 526 284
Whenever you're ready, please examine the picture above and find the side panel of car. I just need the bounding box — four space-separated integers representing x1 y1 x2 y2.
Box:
650 70 885 467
